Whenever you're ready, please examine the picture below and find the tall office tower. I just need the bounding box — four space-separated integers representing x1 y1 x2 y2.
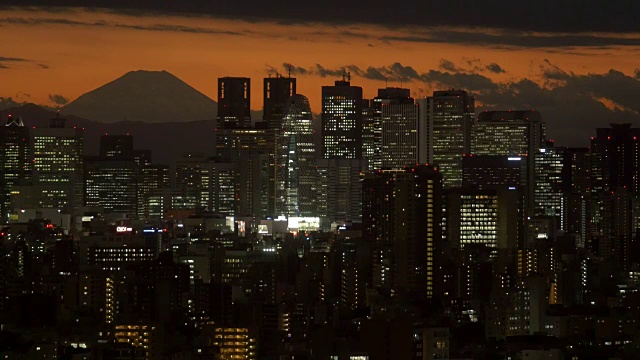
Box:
590 123 640 194
263 75 296 130
361 99 376 171
362 165 442 299
215 124 275 217
84 157 137 215
175 154 235 215
137 164 170 220
84 136 138 215
534 142 569 230
472 110 545 211
217 77 251 128
422 90 475 188
376 88 423 169
32 113 84 210
568 148 591 194
0 115 31 221
321 78 363 159
274 94 317 217
316 159 366 224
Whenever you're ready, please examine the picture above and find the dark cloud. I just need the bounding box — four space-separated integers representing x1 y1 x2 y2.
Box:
38 63 49 69
439 59 459 72
3 1 639 33
0 16 246 35
485 63 505 74
0 56 28 62
48 94 69 105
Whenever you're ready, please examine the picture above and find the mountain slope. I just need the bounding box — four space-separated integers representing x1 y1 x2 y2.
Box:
61 70 217 123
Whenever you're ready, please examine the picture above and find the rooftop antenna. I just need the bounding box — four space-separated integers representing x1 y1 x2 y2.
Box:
342 68 347 82
385 76 388 88
400 76 403 88
347 71 351 82
288 64 291 78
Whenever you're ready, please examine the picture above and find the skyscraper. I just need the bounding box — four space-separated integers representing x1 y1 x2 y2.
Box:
263 75 296 131
472 110 545 211
534 142 569 229
316 158 365 224
0 115 31 221
376 88 423 169
275 94 317 217
589 123 640 194
422 90 475 188
84 156 138 216
363 165 443 299
217 77 251 128
32 113 84 210
321 78 363 159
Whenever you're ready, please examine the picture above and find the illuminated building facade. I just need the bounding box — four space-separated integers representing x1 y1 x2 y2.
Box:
275 94 317 217
447 187 521 254
32 113 84 210
423 90 475 188
379 90 421 169
113 324 158 360
212 327 257 360
84 156 138 215
0 115 31 221
534 143 569 229
322 79 363 159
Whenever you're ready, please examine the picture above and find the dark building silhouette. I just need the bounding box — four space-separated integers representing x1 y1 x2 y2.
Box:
100 134 134 159
0 115 31 220
263 75 296 131
217 77 251 128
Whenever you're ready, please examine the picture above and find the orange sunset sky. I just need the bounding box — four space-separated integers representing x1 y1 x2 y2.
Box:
1 7 638 108
2 6 640 145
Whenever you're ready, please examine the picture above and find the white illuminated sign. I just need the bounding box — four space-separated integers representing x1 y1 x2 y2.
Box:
116 226 132 233
508 157 521 161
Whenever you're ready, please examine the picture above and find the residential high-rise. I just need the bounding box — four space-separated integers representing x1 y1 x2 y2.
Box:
263 75 296 131
422 90 475 188
472 110 545 211
217 77 251 128
321 78 363 159
32 113 84 210
275 94 317 217
362 165 442 299
0 115 31 221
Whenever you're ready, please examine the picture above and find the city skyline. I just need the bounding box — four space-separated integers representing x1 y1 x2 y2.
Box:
2 5 640 147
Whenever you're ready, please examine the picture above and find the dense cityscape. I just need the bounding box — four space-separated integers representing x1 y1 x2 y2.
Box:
0 71 638 360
